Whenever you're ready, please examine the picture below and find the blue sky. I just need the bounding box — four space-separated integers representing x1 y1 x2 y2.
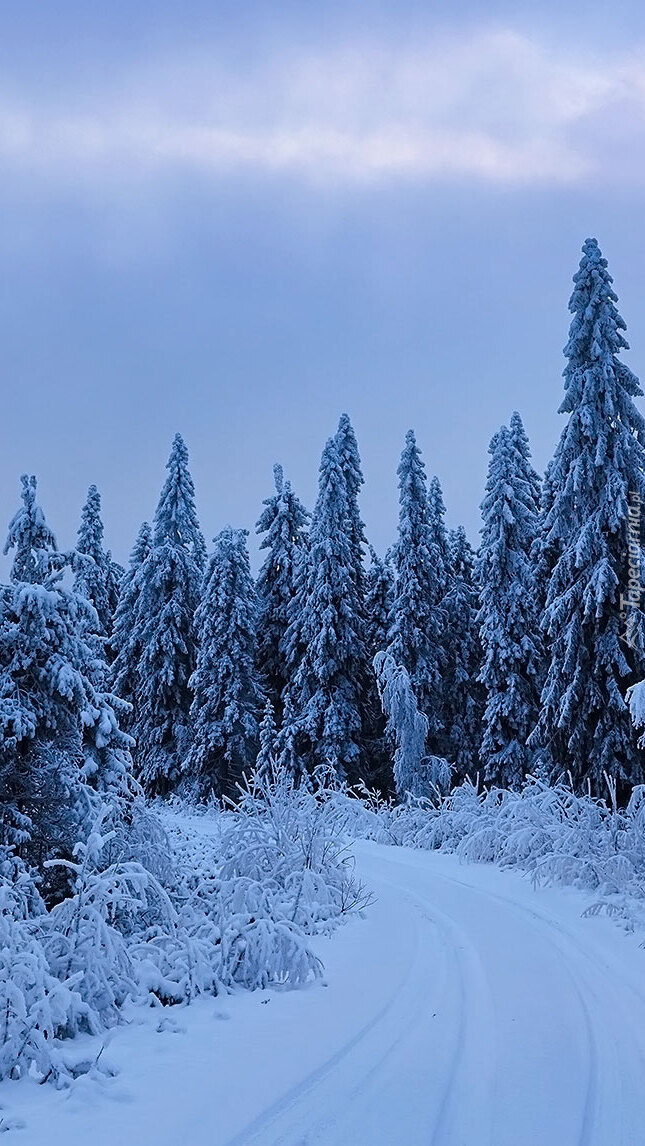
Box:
2 0 645 565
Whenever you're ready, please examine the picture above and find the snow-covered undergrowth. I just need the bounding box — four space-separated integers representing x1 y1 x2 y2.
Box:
344 776 645 930
0 768 367 1087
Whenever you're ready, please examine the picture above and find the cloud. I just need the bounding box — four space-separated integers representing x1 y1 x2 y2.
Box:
0 29 643 191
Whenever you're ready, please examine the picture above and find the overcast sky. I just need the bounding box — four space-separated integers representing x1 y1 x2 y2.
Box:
2 0 645 566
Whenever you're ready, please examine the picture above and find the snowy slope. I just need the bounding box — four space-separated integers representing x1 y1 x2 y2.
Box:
4 834 645 1145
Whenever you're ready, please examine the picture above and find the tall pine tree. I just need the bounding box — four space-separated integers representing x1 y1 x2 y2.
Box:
111 521 152 727
427 475 450 600
387 431 443 753
334 414 373 774
365 547 393 662
3 474 57 583
363 547 394 791
74 484 121 645
335 413 368 594
476 421 542 788
426 474 452 755
132 435 204 795
0 477 132 872
187 528 264 797
255 464 308 715
530 239 645 790
283 436 366 781
443 526 484 779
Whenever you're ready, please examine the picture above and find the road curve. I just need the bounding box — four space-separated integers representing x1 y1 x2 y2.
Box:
230 841 645 1146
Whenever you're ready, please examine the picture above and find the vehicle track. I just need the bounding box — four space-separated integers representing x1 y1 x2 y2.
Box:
229 845 645 1146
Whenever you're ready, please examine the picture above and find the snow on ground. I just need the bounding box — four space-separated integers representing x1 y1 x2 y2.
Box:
3 819 645 1146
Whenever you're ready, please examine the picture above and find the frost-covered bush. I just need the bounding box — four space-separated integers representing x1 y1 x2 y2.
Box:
0 848 96 1085
159 765 370 993
1 766 369 1085
42 813 169 1021
349 774 645 912
217 764 369 931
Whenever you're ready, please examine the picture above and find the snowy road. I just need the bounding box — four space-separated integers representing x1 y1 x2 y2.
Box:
228 843 645 1146
6 840 645 1145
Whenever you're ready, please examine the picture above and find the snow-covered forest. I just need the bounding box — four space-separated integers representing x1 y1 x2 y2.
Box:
3 238 645 1141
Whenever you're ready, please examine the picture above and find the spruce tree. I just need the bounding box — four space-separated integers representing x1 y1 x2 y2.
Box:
283 436 366 781
443 526 484 780
255 464 308 714
133 435 204 795
111 521 152 727
363 548 394 792
187 528 264 797
365 547 393 661
427 475 450 600
387 431 443 752
373 652 429 799
0 477 132 873
426 474 452 756
530 239 645 790
335 413 367 594
3 474 57 583
334 414 373 774
74 484 120 646
275 691 301 778
256 699 278 776
476 422 542 788
510 412 542 517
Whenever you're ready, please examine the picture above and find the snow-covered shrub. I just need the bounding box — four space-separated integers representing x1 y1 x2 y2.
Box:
43 816 152 1021
217 764 370 932
0 849 96 1084
131 927 218 1005
350 774 645 915
1 766 371 1086
158 765 370 994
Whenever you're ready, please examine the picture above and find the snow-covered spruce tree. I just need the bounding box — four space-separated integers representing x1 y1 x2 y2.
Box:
3 474 57 584
530 454 555 638
335 413 368 595
256 698 278 776
373 652 450 798
362 547 395 792
283 436 366 781
73 485 133 784
374 652 428 798
255 464 308 715
365 547 393 663
510 411 542 521
334 414 374 774
530 239 645 791
0 477 132 881
186 528 264 798
111 521 152 727
427 475 450 600
132 435 205 795
426 474 453 755
73 485 121 643
443 526 484 780
275 691 301 778
387 431 443 753
475 422 542 789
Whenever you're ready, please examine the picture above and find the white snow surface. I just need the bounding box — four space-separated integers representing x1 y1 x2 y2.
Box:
3 819 645 1145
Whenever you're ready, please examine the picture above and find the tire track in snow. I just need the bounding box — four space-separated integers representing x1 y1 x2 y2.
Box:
227 870 497 1146
238 841 645 1146
223 882 434 1145
381 848 645 1146
374 875 497 1146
